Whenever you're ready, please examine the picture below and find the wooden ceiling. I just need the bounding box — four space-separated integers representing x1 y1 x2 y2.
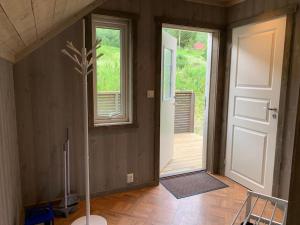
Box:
0 0 107 62
0 0 244 63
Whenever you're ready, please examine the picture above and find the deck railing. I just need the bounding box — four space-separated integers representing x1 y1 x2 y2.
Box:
96 91 195 132
97 92 121 116
174 91 195 133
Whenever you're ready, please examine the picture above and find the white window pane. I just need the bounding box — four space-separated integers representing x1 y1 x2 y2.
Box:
163 48 173 100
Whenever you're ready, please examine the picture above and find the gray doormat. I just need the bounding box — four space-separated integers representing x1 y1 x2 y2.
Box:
160 171 228 199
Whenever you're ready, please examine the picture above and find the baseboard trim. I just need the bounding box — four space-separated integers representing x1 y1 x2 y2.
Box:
24 181 158 208
87 181 158 200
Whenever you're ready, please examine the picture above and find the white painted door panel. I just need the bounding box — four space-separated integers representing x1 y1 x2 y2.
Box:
225 17 287 195
160 31 177 172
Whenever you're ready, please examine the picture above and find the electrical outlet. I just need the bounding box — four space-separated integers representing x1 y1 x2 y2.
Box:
127 173 134 183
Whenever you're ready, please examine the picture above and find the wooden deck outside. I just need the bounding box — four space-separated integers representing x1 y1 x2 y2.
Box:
161 133 203 177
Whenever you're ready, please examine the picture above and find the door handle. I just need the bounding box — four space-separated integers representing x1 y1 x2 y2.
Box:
265 106 278 112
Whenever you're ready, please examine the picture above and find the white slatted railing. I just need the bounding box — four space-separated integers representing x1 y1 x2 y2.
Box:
97 92 121 116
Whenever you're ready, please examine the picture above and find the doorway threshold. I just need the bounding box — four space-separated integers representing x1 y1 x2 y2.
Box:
160 168 205 178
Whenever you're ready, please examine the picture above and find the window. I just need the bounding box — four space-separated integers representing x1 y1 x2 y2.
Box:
163 48 174 100
92 15 133 126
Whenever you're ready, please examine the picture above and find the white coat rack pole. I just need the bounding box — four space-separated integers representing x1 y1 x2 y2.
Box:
62 19 107 225
82 20 91 225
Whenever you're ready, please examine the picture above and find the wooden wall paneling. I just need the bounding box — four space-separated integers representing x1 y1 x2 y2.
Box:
114 133 128 188
0 58 22 225
280 1 300 199
286 4 300 213
263 0 289 12
126 131 139 185
219 30 232 175
286 76 300 225
228 3 297 28
89 131 106 193
152 0 226 28
0 0 37 46
31 45 54 202
0 65 9 225
185 0 246 7
252 0 265 16
45 36 71 202
154 18 162 184
272 13 296 198
135 0 156 185
13 58 37 204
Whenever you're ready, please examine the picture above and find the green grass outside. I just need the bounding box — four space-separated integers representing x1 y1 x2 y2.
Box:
96 45 121 92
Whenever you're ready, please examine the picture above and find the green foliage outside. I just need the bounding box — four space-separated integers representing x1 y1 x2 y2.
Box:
164 28 208 135
95 27 208 135
96 28 121 92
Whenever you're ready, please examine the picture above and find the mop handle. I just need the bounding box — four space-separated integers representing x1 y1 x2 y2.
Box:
66 128 71 195
63 131 68 209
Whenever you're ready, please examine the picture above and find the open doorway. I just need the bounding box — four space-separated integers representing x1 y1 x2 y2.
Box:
160 24 212 178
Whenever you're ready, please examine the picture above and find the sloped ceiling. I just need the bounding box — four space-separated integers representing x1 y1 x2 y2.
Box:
0 0 244 63
0 0 107 62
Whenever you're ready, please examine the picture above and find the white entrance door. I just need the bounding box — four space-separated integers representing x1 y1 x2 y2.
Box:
160 31 177 172
225 16 287 195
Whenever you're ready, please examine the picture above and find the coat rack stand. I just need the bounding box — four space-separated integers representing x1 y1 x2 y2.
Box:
62 19 107 225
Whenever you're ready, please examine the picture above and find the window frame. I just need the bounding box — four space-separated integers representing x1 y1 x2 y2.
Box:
92 14 133 126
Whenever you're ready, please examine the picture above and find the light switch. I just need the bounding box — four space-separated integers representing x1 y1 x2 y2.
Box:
147 90 155 98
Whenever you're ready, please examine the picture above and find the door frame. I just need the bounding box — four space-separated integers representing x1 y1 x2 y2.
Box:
220 5 297 197
154 17 226 183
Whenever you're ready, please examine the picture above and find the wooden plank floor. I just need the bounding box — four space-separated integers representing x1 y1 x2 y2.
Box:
161 133 203 176
55 175 284 225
